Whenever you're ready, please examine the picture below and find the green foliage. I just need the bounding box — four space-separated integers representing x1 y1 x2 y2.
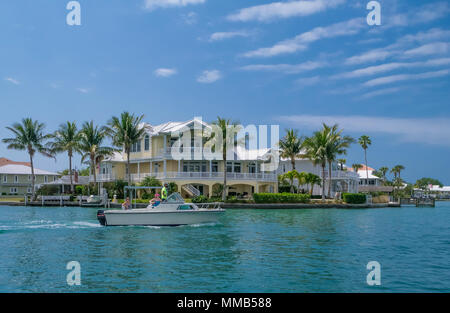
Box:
168 182 178 194
75 185 83 195
342 193 367 204
212 184 224 198
415 177 443 189
78 168 90 176
36 185 60 196
192 195 209 203
253 193 311 203
103 180 128 198
140 176 162 187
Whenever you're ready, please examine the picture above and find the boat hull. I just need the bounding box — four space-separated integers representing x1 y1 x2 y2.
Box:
98 209 224 226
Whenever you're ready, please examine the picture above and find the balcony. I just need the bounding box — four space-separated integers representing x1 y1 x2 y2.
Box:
89 174 116 182
132 171 277 183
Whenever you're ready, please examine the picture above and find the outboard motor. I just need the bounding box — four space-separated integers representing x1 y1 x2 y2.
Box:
97 210 106 226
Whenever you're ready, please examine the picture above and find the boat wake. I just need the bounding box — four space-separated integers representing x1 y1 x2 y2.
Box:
0 220 102 231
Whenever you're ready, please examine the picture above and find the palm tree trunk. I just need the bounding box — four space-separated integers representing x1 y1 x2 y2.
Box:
127 150 131 186
91 155 96 195
321 165 326 201
328 160 332 198
291 158 295 171
29 151 36 201
364 149 369 180
69 151 74 193
222 152 227 201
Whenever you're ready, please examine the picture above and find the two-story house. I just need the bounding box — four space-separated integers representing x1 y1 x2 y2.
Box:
95 118 278 198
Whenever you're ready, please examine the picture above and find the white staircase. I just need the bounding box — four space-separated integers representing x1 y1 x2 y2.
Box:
182 184 201 197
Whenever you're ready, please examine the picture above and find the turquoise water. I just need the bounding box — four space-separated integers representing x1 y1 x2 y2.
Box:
0 202 449 292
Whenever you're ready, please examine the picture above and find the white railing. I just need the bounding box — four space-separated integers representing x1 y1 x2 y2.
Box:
182 184 201 197
130 171 277 182
89 174 115 182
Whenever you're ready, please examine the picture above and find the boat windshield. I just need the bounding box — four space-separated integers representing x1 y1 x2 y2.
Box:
167 192 184 203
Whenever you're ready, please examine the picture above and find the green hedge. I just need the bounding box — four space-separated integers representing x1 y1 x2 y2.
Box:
342 193 367 204
253 193 310 203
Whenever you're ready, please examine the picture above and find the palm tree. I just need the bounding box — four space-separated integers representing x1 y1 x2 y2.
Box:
2 118 54 200
107 112 146 186
303 128 329 201
304 172 321 195
337 159 346 171
211 117 242 201
352 163 363 172
280 170 305 193
378 166 389 184
50 121 81 193
324 124 355 198
358 135 372 180
79 121 114 192
279 129 305 171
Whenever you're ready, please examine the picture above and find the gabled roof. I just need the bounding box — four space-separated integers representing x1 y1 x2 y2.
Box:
0 164 58 175
42 175 90 185
150 118 211 135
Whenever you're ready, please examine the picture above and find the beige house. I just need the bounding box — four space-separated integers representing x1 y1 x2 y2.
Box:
0 158 59 196
94 118 278 198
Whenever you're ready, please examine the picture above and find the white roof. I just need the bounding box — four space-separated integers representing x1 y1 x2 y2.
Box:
356 169 380 180
149 118 211 135
0 164 57 175
430 185 450 192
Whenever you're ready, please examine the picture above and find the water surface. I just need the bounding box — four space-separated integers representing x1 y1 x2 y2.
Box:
0 202 449 292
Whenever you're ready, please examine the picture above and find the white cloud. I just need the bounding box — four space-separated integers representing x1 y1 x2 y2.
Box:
144 0 205 11
335 58 450 79
197 70 221 83
385 2 450 28
401 28 450 43
404 42 450 57
240 61 327 74
243 18 364 58
363 69 449 87
227 0 345 22
209 30 252 42
345 48 396 65
359 87 402 99
278 114 450 146
4 77 20 85
181 11 198 25
154 68 178 77
77 88 91 94
295 76 321 86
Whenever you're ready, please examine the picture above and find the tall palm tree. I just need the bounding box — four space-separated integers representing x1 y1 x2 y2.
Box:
2 118 54 200
352 163 363 172
107 112 146 186
280 170 305 193
358 135 372 180
50 121 81 193
324 124 355 198
279 129 305 171
211 117 241 201
378 166 389 184
79 121 114 192
303 128 329 201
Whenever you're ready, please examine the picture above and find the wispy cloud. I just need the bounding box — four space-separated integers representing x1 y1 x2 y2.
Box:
77 88 91 94
278 114 450 146
363 69 449 87
243 18 364 58
335 58 450 79
240 61 327 74
181 11 198 25
144 0 205 11
295 76 321 87
209 30 252 42
227 0 345 22
197 70 221 83
359 87 402 99
384 2 450 28
403 42 450 57
4 77 20 85
154 68 178 77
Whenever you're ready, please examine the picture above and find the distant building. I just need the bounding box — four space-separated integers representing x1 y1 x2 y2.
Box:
349 165 393 193
0 158 58 196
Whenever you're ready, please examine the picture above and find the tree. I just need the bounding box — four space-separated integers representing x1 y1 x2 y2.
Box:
352 163 363 172
2 118 54 200
415 177 443 190
337 159 346 171
378 166 389 184
304 173 322 195
390 165 405 180
107 112 146 186
49 121 81 193
211 117 242 201
324 124 354 198
79 121 114 193
303 128 329 201
358 135 372 180
279 129 305 170
280 170 305 193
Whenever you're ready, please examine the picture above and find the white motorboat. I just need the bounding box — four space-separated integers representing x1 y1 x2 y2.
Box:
97 193 224 226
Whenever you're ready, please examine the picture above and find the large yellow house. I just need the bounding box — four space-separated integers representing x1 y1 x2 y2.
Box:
94 118 278 198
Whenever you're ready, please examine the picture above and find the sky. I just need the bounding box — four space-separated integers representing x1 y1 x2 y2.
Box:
0 0 449 184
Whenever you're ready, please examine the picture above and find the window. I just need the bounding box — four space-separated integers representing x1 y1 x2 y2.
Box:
10 187 18 194
144 135 150 151
226 162 233 173
14 175 18 183
212 161 218 173
3 176 7 183
27 187 32 194
234 162 241 173
44 176 48 183
248 163 256 174
28 175 32 181
131 141 142 153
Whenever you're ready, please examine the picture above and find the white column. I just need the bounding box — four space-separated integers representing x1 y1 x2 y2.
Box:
209 160 212 177
163 135 167 152
150 162 153 174
178 160 181 173
164 160 167 177
137 162 140 180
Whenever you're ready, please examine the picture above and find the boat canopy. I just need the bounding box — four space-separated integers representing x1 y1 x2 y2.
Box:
167 192 184 203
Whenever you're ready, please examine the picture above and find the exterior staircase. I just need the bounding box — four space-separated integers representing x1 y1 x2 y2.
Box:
182 184 201 197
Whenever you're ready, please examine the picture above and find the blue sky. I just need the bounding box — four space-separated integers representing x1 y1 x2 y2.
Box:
1 0 449 184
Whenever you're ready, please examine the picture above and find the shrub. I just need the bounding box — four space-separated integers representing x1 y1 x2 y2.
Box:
342 193 367 204
192 195 209 203
36 185 59 196
253 193 311 203
75 185 83 195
